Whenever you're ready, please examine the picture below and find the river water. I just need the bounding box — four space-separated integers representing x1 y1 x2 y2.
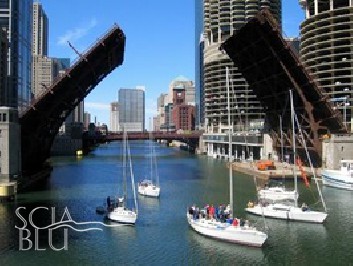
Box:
0 141 352 265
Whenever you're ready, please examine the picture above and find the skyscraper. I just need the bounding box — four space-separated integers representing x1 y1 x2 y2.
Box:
300 0 353 132
203 0 281 133
0 29 8 106
195 0 204 129
0 0 32 112
110 102 119 132
32 2 51 99
119 87 145 132
32 2 48 56
200 0 281 159
83 111 91 131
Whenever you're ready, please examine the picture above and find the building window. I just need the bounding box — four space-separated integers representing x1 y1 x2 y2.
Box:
2 113 6 122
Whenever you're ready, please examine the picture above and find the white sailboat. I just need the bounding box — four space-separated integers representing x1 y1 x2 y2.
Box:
246 90 327 223
257 116 297 202
138 129 160 197
107 129 138 224
258 185 297 202
186 67 268 247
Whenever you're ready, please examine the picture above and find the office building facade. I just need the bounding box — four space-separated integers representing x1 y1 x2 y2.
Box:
0 29 8 106
83 112 91 130
300 0 353 132
32 2 48 56
110 101 119 132
155 93 168 130
119 87 145 132
0 0 32 112
195 0 204 129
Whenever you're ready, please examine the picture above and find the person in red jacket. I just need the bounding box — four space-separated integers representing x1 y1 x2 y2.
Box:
232 218 239 226
209 205 215 220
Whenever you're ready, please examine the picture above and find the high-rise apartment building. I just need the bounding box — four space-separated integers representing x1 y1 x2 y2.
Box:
110 102 119 132
201 0 281 160
203 0 281 133
119 87 145 132
0 0 32 112
300 0 353 132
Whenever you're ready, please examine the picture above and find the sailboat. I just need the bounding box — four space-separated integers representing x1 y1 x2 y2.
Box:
186 67 268 247
107 129 138 224
246 90 327 223
138 130 161 197
257 116 297 202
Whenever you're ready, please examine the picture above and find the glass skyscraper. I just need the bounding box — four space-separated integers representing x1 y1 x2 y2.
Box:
0 0 32 112
119 87 145 132
195 0 204 129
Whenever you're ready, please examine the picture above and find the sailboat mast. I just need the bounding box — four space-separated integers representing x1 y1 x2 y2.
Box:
290 90 298 207
127 136 138 215
226 67 233 217
123 128 127 201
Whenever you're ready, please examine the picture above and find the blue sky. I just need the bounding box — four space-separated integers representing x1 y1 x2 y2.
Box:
40 0 304 126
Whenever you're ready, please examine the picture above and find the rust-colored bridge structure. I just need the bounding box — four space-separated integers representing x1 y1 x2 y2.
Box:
106 131 202 142
221 10 346 166
20 25 125 174
85 131 202 151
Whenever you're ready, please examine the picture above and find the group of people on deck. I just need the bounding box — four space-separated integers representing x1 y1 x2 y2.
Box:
188 204 249 227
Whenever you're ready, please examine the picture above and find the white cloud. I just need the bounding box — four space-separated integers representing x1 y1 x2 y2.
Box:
57 18 98 46
85 102 110 111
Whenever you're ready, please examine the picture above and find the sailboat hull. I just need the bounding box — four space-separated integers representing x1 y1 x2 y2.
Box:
107 207 137 224
245 204 327 223
258 187 297 202
138 182 160 197
187 214 267 247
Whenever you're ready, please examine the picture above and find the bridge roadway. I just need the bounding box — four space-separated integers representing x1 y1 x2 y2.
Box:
84 131 202 152
105 131 202 142
20 25 125 174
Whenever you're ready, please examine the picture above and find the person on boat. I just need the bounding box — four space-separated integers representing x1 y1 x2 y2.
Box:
225 204 231 219
240 219 245 227
244 220 249 227
301 203 308 212
195 207 200 219
209 205 215 220
232 218 239 227
220 204 225 222
192 204 196 219
107 196 111 211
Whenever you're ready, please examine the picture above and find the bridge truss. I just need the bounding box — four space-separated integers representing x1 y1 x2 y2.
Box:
20 25 125 173
221 10 346 166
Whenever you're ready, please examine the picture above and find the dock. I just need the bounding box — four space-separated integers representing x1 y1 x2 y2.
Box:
230 161 320 181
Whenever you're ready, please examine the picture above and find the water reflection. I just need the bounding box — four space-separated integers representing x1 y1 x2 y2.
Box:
187 230 266 265
1 141 353 264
